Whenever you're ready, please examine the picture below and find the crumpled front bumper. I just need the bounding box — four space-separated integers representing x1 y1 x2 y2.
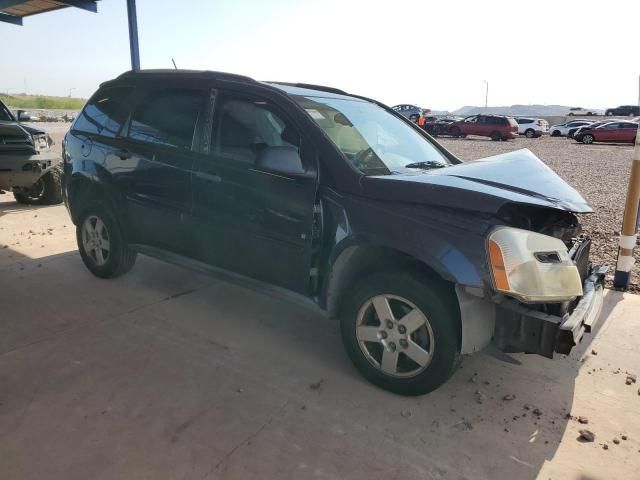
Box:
0 151 61 190
493 264 608 358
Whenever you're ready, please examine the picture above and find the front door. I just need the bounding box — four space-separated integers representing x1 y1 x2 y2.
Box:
190 90 318 294
122 87 207 254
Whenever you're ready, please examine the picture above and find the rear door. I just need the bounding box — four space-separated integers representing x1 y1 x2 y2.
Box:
595 122 619 142
620 123 638 143
189 88 318 293
121 85 208 253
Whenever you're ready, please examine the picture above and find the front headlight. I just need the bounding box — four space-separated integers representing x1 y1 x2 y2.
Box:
487 227 583 303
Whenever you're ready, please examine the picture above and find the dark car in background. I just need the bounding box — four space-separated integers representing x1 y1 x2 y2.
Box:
574 120 638 144
605 105 640 117
423 118 457 136
449 114 518 141
63 70 604 396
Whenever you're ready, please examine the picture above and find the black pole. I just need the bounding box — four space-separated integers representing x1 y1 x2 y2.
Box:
127 0 140 70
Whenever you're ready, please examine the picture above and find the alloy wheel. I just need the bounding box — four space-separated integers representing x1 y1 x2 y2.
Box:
82 215 111 266
355 294 435 378
583 134 594 144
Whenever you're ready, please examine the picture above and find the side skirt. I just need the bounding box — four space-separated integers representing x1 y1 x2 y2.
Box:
130 244 323 313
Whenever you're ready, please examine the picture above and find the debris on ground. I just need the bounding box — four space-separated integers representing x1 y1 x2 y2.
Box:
613 438 620 445
603 444 609 450
532 408 543 417
400 410 412 418
502 394 516 401
309 379 325 392
622 435 628 440
591 349 598 355
626 373 637 385
578 416 589 424
579 430 595 442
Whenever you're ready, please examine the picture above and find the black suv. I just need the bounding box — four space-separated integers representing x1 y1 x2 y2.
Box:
605 105 640 117
63 70 605 395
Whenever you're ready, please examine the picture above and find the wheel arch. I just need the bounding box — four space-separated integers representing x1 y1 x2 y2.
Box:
67 175 118 225
323 240 458 319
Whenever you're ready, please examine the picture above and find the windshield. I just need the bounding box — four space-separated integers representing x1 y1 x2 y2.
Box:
0 101 15 122
292 95 449 175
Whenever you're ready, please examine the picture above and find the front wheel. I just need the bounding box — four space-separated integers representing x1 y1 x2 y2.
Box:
340 271 461 396
450 126 461 138
525 129 536 138
13 166 63 205
490 131 502 141
76 203 137 278
582 134 594 144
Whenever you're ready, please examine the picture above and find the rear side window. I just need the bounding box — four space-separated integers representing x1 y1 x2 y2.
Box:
73 86 132 137
128 89 204 149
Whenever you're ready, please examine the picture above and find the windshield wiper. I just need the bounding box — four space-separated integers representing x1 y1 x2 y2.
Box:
404 161 447 169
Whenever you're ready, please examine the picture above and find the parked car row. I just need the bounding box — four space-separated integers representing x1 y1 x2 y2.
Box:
549 117 638 144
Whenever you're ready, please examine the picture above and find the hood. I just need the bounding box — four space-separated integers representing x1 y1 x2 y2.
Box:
19 124 47 136
360 149 592 214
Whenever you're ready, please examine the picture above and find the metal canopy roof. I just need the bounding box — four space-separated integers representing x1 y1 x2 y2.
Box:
0 0 98 25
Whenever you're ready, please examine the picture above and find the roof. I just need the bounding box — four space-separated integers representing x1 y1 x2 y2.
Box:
0 1 98 25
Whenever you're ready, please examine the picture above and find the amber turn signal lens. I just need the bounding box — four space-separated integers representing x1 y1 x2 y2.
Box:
488 239 510 291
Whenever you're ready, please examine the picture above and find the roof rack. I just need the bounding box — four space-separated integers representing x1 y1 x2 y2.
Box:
116 69 255 83
268 82 348 96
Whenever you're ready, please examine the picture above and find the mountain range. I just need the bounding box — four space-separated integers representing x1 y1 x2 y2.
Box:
449 104 601 117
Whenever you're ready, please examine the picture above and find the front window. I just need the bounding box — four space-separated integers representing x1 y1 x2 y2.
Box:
0 101 15 122
293 95 449 175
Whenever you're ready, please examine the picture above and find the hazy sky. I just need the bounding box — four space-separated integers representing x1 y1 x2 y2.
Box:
1 0 638 111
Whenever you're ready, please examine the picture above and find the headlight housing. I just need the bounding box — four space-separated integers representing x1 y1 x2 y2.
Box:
488 227 583 303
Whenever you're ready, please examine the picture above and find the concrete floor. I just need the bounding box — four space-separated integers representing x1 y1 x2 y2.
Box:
1 196 639 480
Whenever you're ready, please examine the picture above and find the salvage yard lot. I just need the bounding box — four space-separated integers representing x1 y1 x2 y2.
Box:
1 125 640 479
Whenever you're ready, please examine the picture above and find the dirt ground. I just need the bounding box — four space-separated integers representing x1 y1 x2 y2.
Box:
1 195 640 480
1 128 640 479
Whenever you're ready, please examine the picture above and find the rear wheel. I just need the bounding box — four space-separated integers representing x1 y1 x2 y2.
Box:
491 131 502 141
340 271 461 396
13 167 63 205
525 129 536 138
551 130 561 137
76 203 137 278
450 126 461 138
582 134 594 144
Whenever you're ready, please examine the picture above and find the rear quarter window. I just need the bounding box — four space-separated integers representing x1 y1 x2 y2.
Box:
73 86 133 137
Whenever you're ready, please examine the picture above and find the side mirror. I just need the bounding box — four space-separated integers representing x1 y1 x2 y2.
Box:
17 111 31 122
256 146 313 179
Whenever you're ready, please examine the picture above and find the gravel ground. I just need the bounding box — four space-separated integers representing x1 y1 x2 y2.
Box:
35 124 640 292
438 136 639 293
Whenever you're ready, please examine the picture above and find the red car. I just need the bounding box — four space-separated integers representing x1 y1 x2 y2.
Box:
449 115 519 141
574 121 638 144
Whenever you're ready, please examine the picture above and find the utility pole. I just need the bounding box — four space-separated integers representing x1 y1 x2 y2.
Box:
127 0 140 70
483 80 489 110
613 134 640 289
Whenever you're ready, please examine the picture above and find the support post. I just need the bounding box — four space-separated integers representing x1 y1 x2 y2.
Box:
613 135 640 289
126 0 140 71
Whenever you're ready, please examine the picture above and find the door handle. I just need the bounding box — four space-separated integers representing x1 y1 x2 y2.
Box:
115 149 132 160
195 170 221 183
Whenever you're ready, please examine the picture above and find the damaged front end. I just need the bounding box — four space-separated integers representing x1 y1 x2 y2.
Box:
493 237 607 358
490 207 607 358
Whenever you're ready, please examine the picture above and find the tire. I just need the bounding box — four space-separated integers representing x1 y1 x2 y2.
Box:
606 111 613 116
582 134 594 144
551 130 561 137
340 271 461 396
13 166 63 205
568 113 574 116
450 126 461 138
629 112 635 117
76 202 137 279
525 129 536 138
491 131 501 141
